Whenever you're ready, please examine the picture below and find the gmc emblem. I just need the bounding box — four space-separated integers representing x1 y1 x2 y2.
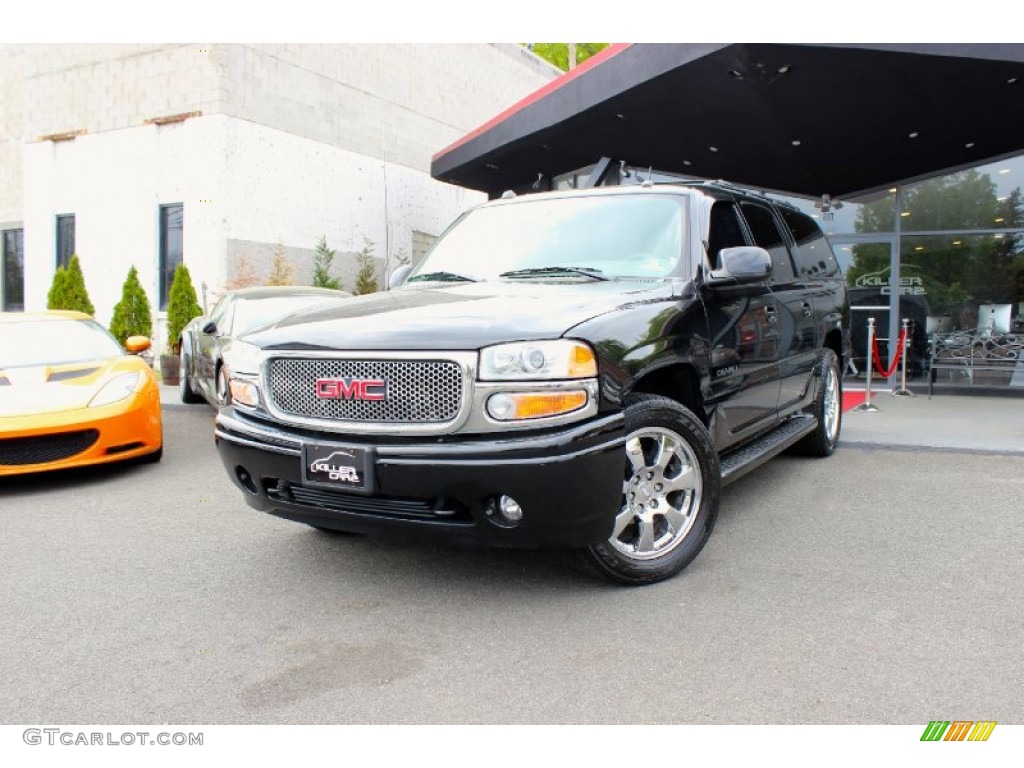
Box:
315 378 387 401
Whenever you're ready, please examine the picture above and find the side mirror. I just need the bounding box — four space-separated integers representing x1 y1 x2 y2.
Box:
388 265 413 290
201 320 217 335
125 336 151 354
707 246 772 285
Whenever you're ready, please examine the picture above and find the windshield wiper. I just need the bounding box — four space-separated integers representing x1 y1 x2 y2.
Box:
406 270 481 283
499 266 608 281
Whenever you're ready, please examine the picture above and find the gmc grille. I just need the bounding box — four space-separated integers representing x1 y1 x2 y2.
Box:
267 358 464 424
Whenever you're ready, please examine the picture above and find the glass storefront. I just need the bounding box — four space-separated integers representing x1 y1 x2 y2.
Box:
555 153 1024 384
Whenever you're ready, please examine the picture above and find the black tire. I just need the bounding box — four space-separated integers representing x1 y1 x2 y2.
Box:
179 345 203 404
307 524 362 537
136 445 163 464
571 393 721 586
792 348 842 457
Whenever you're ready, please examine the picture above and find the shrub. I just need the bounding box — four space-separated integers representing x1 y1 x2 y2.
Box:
46 267 69 310
266 240 295 286
63 255 95 315
109 266 153 346
312 236 341 290
353 237 379 295
166 264 203 354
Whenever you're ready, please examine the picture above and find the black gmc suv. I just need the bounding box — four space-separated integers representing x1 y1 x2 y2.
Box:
215 182 850 585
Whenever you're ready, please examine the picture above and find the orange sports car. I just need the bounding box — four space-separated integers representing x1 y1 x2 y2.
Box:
0 311 162 475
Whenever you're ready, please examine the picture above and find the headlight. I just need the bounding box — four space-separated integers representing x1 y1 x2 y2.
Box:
479 340 597 381
89 372 140 408
222 340 262 376
229 378 261 408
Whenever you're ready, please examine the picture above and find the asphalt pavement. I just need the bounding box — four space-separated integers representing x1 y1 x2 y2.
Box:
1 395 1022 724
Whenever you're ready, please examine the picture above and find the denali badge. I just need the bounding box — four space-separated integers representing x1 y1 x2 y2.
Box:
315 377 386 401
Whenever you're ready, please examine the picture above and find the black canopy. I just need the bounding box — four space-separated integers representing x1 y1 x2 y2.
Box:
431 43 1024 199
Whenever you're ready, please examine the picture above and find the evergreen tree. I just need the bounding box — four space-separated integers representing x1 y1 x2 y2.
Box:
266 240 295 286
60 255 95 315
46 267 69 310
312 236 341 290
166 264 203 354
353 237 379 295
109 266 153 345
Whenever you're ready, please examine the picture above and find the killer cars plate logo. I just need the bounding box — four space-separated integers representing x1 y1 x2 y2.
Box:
315 377 387 401
310 450 361 484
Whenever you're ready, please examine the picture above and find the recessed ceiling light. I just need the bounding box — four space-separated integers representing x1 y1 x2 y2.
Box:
965 142 975 149
683 160 692 166
914 246 924 252
484 163 499 170
778 65 791 74
1008 77 1018 84
791 140 801 146
900 211 911 217
953 240 962 246
616 113 626 120
888 187 898 193
995 217 1005 223
998 168 1011 174
709 146 719 153
729 70 744 79
908 131 919 139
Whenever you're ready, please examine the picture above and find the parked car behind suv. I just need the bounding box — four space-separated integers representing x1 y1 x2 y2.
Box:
214 182 850 585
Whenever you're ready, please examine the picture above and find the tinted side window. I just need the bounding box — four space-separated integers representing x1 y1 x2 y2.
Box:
779 208 841 279
740 203 795 283
707 202 747 268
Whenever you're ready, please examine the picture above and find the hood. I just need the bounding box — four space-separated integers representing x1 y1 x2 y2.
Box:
0 358 129 417
245 279 680 351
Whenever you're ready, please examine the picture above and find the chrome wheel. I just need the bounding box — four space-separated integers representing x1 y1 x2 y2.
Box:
611 426 703 561
823 360 840 445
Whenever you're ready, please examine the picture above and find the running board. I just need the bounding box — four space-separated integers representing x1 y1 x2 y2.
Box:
719 415 818 487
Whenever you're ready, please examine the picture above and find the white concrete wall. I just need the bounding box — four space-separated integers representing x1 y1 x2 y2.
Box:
4 43 556 350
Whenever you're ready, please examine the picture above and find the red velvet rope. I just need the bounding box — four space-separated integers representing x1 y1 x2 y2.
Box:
873 329 908 377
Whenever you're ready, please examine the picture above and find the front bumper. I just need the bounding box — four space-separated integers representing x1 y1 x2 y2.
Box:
215 408 626 548
0 386 162 476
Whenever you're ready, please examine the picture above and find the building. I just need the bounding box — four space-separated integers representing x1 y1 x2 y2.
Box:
0 43 558 345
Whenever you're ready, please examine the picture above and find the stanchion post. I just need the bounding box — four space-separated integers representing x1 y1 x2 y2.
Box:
855 317 881 412
892 317 914 397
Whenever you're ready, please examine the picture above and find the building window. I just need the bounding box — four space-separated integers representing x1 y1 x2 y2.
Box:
158 204 184 310
56 214 75 269
2 228 25 311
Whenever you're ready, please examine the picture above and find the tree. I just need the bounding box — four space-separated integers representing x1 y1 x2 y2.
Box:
166 264 203 354
224 253 262 291
353 236 379 295
312 235 341 290
524 43 609 72
846 169 1023 325
48 255 95 315
266 240 295 286
46 267 69 310
109 266 153 345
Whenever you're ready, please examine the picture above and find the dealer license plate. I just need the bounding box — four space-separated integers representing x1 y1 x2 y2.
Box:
301 443 374 493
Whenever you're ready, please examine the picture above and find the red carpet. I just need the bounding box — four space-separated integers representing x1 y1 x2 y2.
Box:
842 390 866 412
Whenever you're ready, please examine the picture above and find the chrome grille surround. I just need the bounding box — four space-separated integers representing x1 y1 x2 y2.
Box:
262 351 476 435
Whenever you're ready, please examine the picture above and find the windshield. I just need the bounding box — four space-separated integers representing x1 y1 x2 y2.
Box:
232 295 333 335
410 194 686 281
1 318 123 368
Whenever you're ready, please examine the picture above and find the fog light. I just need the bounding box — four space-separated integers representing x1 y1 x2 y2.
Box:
499 495 523 522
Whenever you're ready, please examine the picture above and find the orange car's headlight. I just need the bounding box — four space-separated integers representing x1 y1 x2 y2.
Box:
89 372 141 408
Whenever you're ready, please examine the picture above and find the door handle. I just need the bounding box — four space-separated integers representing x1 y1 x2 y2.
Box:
801 301 812 318
764 305 778 324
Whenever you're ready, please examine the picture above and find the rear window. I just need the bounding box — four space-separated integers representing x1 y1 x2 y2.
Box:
779 209 841 279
